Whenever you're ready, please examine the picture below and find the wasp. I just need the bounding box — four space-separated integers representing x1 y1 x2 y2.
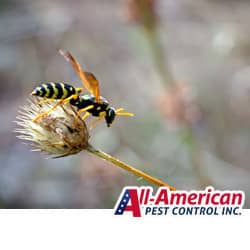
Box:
31 50 134 128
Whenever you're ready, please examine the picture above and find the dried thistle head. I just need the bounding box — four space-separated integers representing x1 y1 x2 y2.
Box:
15 98 90 158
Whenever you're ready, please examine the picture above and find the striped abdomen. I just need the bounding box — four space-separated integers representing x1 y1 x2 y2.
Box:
31 82 77 99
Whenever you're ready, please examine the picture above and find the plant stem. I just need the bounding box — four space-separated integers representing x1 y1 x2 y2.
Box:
86 144 176 190
181 127 213 188
144 27 176 87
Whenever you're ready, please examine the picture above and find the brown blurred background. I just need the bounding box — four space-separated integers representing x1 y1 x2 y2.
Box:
0 0 250 208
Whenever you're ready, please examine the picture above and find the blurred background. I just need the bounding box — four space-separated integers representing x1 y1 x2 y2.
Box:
0 0 250 208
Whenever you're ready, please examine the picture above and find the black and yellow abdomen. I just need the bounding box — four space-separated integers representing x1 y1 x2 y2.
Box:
31 82 80 99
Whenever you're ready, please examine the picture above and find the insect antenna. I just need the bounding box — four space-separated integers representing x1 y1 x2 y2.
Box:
115 108 134 117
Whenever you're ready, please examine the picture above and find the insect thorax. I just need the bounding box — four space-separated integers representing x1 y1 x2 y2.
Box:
70 94 110 116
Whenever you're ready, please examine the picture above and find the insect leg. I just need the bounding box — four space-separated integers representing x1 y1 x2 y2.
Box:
77 105 94 117
72 111 91 128
33 94 79 122
81 112 91 121
38 99 56 105
89 112 106 130
32 100 64 122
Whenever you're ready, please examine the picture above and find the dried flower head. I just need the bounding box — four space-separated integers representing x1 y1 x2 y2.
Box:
15 98 89 158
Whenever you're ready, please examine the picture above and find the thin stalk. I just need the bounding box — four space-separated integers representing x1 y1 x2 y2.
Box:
144 27 176 86
87 144 176 190
181 127 213 188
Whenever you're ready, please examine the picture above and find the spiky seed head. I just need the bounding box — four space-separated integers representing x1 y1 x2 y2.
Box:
15 98 90 158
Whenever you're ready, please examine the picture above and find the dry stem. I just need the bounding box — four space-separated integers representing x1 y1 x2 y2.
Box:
87 144 176 190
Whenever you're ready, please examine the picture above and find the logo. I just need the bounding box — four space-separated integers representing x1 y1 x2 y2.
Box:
114 186 245 217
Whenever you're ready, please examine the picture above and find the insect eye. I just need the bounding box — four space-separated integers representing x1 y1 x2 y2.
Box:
109 108 115 117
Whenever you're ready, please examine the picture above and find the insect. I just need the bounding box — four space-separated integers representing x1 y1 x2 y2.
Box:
31 50 134 128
